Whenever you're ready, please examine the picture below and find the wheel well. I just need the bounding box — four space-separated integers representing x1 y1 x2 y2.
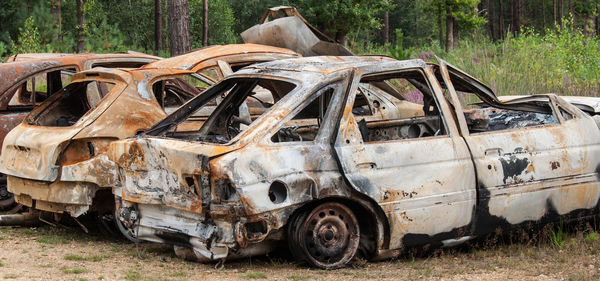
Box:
286 196 387 260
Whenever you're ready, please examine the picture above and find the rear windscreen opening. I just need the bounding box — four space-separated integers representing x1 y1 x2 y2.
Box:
27 80 116 127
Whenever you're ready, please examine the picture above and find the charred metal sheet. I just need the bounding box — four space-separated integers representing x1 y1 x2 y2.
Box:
241 6 353 56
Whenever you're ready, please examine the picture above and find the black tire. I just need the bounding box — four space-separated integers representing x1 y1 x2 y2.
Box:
0 176 17 212
288 202 360 269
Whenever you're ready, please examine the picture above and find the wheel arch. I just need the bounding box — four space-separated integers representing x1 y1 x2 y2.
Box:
285 193 390 260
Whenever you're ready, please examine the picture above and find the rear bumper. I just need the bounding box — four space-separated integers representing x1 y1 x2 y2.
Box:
124 203 277 262
8 176 100 217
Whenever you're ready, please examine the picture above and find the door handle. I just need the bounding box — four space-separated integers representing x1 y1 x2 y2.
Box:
357 162 377 169
485 148 503 156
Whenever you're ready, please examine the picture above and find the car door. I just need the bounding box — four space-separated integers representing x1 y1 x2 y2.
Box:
333 66 476 250
438 59 600 235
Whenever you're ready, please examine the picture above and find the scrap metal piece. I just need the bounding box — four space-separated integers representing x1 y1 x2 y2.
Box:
241 6 353 56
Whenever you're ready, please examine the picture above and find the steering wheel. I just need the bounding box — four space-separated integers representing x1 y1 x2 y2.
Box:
226 114 241 139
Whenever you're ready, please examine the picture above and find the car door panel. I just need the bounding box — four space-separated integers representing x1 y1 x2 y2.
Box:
334 67 476 250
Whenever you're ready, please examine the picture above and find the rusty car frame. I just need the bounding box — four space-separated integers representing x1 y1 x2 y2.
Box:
0 52 161 211
0 44 300 230
107 56 600 269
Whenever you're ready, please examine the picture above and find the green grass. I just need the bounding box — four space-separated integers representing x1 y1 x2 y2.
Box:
287 275 310 280
3 274 18 279
242 272 267 279
585 232 600 243
123 270 141 281
0 262 3 267
64 254 105 262
62 268 89 274
36 235 69 245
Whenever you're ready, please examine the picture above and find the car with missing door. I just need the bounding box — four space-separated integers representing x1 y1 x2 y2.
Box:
107 56 600 269
0 44 300 229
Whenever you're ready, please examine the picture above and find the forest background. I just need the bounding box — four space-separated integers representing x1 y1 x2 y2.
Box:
1 0 599 96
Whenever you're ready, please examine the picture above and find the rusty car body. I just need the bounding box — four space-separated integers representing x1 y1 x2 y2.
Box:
0 53 160 210
0 44 300 222
107 56 600 268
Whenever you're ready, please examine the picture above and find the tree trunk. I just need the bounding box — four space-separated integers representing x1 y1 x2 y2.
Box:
485 0 492 38
169 0 191 56
155 0 162 53
50 0 62 41
415 1 419 39
510 0 521 34
445 7 453 51
553 0 557 24
383 10 389 45
202 0 208 46
438 2 444 50
499 0 504 38
558 0 563 26
76 0 85 53
452 17 458 49
542 0 546 31
335 32 348 47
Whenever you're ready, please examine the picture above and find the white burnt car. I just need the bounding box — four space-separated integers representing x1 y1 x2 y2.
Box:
108 56 600 269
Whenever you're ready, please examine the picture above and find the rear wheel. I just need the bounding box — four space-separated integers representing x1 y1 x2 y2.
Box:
288 202 360 269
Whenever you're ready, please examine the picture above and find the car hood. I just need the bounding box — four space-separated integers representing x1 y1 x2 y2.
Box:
499 95 600 114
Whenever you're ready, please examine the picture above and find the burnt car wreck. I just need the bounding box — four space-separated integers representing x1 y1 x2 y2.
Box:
0 53 160 212
107 56 600 269
0 45 299 230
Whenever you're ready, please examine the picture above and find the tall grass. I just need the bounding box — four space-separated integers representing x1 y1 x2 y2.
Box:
363 19 600 97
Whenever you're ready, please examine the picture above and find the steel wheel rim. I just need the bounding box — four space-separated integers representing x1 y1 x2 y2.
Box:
298 202 359 269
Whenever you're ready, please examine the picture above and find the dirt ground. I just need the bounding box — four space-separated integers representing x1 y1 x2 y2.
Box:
1 223 599 281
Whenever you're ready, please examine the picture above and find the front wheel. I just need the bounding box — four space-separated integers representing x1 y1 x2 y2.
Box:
288 202 360 269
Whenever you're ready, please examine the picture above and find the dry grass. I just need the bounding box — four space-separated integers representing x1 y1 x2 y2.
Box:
1 222 600 280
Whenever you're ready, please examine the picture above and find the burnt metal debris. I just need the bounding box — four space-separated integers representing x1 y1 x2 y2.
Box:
104 56 600 269
241 6 353 56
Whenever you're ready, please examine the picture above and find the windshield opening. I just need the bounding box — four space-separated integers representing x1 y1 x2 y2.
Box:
147 78 296 144
27 80 116 127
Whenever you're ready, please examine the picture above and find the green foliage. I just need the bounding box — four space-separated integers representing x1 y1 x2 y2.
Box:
190 0 238 48
291 0 391 42
548 224 568 248
11 17 42 54
399 17 600 97
386 29 414 60
0 42 7 58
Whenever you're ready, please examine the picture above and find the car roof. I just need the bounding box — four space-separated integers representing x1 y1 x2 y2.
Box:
142 43 300 71
0 53 160 93
233 56 422 80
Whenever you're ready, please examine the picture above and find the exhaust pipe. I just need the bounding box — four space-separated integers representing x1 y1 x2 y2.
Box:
0 211 45 226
